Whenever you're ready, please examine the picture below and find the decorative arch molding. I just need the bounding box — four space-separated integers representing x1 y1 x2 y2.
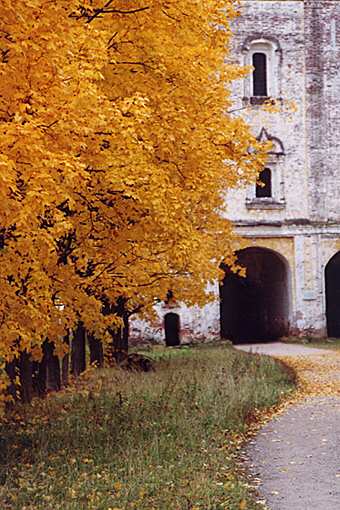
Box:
324 249 340 269
243 245 291 274
257 127 285 156
241 35 282 56
246 129 286 207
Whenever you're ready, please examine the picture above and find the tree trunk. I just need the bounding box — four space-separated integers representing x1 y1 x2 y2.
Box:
32 356 47 397
71 322 86 376
44 341 61 392
122 313 129 351
108 314 130 365
103 296 130 364
62 333 70 387
110 314 129 352
88 333 104 368
5 358 19 404
18 351 33 404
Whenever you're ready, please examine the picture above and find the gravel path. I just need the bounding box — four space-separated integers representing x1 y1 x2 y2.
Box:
235 343 340 510
246 397 340 509
235 342 330 357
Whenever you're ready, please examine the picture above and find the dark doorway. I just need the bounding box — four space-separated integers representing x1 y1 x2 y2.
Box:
325 252 340 337
164 312 181 346
220 247 290 343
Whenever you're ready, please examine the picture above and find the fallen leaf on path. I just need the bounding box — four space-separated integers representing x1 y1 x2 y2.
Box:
239 499 247 509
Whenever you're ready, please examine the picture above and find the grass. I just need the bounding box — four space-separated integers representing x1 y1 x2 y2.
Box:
0 343 295 510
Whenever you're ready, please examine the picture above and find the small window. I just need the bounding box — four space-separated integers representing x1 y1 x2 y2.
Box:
252 52 268 97
256 168 272 198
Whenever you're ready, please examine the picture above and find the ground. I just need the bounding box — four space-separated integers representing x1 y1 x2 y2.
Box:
0 343 294 510
2 340 339 509
237 341 340 510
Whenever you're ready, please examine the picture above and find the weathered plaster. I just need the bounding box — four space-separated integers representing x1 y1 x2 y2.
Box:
132 0 340 343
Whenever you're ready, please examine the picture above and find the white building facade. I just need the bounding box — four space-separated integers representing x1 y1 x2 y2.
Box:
132 0 340 344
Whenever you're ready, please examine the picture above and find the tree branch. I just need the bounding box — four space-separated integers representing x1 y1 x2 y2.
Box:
86 1 150 23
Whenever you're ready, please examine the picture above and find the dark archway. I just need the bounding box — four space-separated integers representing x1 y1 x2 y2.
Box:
164 312 181 346
325 252 340 337
220 247 290 343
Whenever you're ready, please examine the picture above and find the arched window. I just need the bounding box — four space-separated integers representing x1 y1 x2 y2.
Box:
256 168 272 198
252 52 267 96
242 38 281 100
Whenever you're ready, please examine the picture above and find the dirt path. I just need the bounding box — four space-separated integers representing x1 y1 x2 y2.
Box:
235 342 330 357
235 343 340 510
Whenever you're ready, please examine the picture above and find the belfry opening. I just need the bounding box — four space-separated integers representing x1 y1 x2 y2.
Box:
220 247 290 343
325 252 340 338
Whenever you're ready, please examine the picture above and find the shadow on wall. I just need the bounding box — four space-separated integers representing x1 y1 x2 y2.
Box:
220 247 290 344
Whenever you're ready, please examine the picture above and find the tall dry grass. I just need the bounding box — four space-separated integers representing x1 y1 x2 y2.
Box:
0 344 295 509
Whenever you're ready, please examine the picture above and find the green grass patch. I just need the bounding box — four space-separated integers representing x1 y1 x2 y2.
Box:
0 344 295 509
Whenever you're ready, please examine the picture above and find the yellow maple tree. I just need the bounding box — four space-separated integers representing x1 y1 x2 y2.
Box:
0 0 267 406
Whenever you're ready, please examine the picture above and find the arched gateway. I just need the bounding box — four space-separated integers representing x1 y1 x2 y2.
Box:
325 252 340 338
220 247 290 343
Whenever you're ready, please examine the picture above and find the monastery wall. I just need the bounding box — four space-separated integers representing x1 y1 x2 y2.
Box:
132 1 340 344
227 0 308 223
305 0 340 222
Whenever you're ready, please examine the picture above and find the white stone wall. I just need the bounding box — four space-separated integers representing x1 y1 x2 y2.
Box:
227 0 308 223
132 0 340 343
224 0 340 337
130 297 221 344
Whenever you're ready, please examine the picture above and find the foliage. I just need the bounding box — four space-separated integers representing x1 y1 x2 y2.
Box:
0 0 267 401
0 345 295 509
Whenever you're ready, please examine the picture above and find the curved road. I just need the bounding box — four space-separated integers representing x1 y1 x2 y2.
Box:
236 343 340 510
